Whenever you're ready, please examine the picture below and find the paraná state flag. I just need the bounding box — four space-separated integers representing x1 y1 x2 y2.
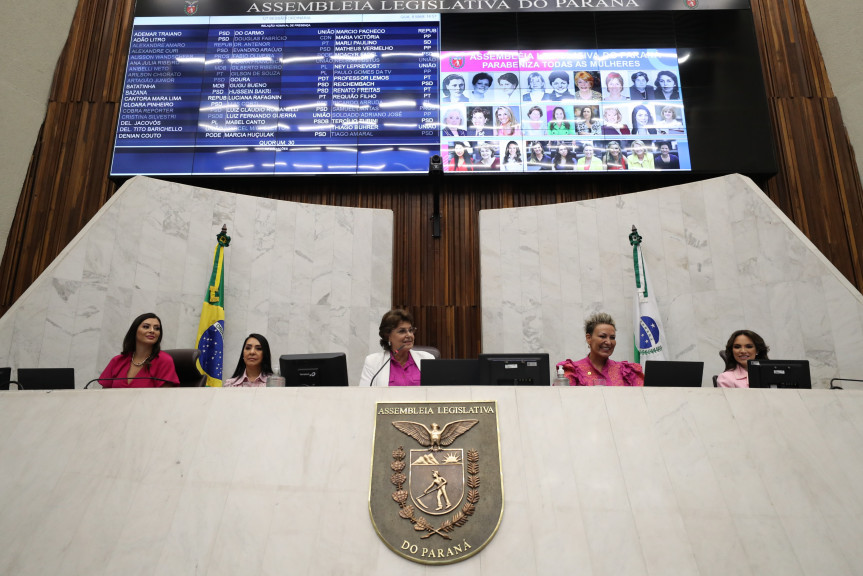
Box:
629 226 667 363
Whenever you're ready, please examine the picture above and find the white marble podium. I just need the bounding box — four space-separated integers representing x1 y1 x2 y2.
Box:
1 386 861 575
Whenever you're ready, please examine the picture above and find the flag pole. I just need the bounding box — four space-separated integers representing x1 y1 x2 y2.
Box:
196 225 231 387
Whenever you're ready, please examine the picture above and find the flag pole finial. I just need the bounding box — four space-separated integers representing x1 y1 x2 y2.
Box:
630 225 644 292
217 224 231 247
629 225 642 247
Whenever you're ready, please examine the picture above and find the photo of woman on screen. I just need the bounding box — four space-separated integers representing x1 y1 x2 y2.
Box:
447 141 474 171
523 72 547 102
495 106 520 136
654 141 680 170
627 139 655 170
656 105 684 134
442 107 467 137
574 71 602 101
502 141 523 171
552 142 576 170
654 70 681 100
467 107 493 137
602 140 627 170
603 72 628 101
523 106 545 137
629 71 656 100
544 70 574 101
601 107 631 136
470 72 493 102
442 73 469 103
473 141 500 171
497 73 520 102
631 105 657 136
575 143 604 170
548 107 574 135
527 141 552 171
576 106 600 136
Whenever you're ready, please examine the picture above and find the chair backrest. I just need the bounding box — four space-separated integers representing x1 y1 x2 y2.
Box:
712 374 719 388
0 367 11 390
16 368 75 390
413 345 441 359
162 349 207 387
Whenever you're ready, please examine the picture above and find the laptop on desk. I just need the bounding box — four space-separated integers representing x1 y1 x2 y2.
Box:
643 360 704 387
421 359 480 386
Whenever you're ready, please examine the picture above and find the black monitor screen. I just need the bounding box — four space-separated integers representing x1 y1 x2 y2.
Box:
16 368 76 390
278 353 349 387
478 353 549 386
748 360 811 389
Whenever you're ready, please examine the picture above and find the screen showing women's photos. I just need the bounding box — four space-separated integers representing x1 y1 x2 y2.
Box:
439 49 690 172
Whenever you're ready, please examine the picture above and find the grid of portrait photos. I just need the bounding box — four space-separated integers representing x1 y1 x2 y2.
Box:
438 49 689 173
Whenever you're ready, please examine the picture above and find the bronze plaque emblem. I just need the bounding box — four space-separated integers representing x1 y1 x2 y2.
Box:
369 401 503 565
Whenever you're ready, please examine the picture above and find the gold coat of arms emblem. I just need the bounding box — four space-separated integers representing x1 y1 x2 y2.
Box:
369 401 503 565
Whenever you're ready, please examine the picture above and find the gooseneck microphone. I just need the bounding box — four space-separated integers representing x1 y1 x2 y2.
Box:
369 344 406 387
85 376 181 389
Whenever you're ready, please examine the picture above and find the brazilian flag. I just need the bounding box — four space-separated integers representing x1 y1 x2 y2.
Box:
196 226 230 387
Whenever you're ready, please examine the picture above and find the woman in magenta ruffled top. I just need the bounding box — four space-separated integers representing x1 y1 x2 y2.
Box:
557 312 644 386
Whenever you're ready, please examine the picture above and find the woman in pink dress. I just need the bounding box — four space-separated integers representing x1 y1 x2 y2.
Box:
557 312 643 386
98 312 179 388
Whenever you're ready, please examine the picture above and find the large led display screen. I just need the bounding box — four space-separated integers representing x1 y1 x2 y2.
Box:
110 5 774 176
440 48 691 172
111 13 441 175
438 49 689 172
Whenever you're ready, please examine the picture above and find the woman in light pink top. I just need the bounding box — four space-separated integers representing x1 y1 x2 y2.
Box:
717 330 770 388
224 333 274 387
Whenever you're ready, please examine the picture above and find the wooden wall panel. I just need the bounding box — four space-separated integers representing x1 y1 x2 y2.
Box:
1 0 861 360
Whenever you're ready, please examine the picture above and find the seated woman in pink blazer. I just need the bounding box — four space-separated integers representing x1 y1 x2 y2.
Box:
717 329 770 388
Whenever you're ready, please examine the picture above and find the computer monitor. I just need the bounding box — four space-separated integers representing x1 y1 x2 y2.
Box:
478 353 549 386
278 353 349 387
748 360 811 389
0 367 11 390
421 359 480 386
644 360 704 387
16 368 75 390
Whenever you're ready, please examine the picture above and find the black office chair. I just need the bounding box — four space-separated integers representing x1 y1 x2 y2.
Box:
712 350 728 388
0 367 12 390
16 368 75 390
162 349 207 387
413 346 441 359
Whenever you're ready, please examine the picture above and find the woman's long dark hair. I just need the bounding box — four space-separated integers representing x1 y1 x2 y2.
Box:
230 333 274 379
723 329 770 372
121 312 163 366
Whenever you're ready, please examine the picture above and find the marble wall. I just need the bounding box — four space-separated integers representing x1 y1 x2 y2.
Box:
480 174 863 387
1 386 862 575
0 176 393 387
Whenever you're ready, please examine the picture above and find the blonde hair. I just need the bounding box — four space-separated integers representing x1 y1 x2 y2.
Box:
585 312 615 335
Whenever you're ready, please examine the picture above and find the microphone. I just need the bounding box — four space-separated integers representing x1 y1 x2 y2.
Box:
85 376 181 389
369 344 406 387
